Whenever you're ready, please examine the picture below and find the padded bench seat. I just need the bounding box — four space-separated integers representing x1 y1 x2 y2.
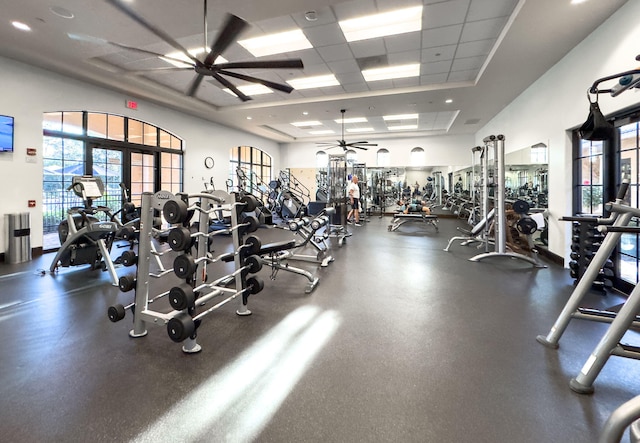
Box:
388 213 439 232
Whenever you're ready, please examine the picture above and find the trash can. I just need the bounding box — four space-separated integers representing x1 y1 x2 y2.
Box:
5 213 31 264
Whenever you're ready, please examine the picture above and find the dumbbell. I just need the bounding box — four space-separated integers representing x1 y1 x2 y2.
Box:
174 247 263 280
310 215 330 231
107 288 171 322
166 276 265 343
119 249 137 267
163 194 259 224
118 274 136 292
288 217 311 231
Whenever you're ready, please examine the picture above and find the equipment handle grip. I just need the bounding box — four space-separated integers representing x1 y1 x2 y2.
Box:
560 216 598 223
617 180 630 200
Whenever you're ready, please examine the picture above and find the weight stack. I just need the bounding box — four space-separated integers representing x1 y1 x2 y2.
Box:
569 220 613 291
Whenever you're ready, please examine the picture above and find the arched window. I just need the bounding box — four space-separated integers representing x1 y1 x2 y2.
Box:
229 146 272 195
42 111 183 250
410 147 425 165
346 149 357 164
377 148 390 166
316 150 328 168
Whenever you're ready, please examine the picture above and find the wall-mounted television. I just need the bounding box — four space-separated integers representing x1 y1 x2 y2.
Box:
0 115 15 152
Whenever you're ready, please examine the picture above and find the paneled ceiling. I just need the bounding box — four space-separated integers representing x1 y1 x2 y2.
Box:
0 0 629 143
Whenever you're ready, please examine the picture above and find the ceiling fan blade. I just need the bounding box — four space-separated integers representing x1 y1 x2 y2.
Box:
352 146 369 151
187 75 205 97
218 70 293 93
203 14 249 66
349 142 378 147
211 72 252 101
69 33 194 66
106 0 199 65
215 59 304 70
124 67 192 76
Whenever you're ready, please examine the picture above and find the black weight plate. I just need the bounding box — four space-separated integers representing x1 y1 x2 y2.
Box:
163 199 188 224
243 254 263 275
241 215 260 234
241 194 258 212
169 285 195 311
167 312 195 343
512 200 530 214
118 274 136 292
121 250 138 267
516 217 537 235
168 226 192 252
244 235 262 255
246 276 265 295
173 254 196 279
107 304 126 322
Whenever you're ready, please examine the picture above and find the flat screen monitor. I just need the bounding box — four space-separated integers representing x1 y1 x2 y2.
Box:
0 115 14 152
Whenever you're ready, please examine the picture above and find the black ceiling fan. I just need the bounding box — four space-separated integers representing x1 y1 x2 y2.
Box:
317 109 378 151
103 0 304 101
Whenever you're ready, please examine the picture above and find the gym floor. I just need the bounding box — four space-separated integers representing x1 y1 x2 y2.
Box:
1 216 638 442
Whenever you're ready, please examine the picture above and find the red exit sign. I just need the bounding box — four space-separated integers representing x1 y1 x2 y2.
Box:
126 100 138 110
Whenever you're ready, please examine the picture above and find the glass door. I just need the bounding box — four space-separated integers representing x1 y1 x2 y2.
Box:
92 147 124 214
130 151 155 206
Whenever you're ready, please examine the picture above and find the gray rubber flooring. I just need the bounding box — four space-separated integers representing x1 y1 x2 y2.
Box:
1 216 639 442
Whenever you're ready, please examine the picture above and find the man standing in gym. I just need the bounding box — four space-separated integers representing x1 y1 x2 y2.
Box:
347 176 361 226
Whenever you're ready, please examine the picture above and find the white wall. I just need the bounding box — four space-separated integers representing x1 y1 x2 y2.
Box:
0 56 280 252
280 134 475 169
477 0 640 262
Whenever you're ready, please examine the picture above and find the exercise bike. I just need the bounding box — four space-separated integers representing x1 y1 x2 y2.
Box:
49 175 120 285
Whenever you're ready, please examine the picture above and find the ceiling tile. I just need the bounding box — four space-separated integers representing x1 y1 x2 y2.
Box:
251 15 300 35
422 24 463 48
303 23 347 47
387 50 421 65
420 73 449 85
451 55 485 71
349 39 386 58
331 0 378 21
460 17 508 43
422 60 453 75
328 59 361 74
392 77 420 88
467 0 519 22
455 39 495 58
448 69 479 82
317 44 353 62
384 33 422 53
424 0 471 29
421 45 457 62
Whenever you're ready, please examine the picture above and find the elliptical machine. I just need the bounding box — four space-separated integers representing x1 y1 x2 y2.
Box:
49 175 120 285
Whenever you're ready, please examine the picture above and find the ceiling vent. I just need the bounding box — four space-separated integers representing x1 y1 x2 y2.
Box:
356 55 388 71
464 118 481 125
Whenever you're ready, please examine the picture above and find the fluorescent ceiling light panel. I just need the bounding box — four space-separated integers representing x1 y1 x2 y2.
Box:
222 84 273 96
238 29 312 57
291 121 322 127
339 6 422 42
163 48 227 67
362 63 420 82
346 127 374 133
387 125 418 130
287 74 340 90
335 117 367 124
383 113 418 121
12 21 31 31
310 130 335 135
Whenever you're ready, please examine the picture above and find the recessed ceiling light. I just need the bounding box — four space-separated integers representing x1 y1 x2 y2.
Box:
346 127 374 133
571 0 587 4
239 29 312 57
246 116 252 120
50 6 74 19
362 63 420 82
445 99 453 104
310 130 335 135
291 120 322 127
302 111 309 115
287 74 340 90
163 48 227 67
336 117 367 124
339 6 422 42
223 84 273 96
12 21 31 32
383 114 418 121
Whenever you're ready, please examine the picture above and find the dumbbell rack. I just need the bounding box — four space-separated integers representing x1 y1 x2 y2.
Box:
564 217 614 290
109 189 264 354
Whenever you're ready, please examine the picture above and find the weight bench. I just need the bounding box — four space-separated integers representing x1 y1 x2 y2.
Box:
388 213 439 232
443 208 495 251
258 239 320 294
